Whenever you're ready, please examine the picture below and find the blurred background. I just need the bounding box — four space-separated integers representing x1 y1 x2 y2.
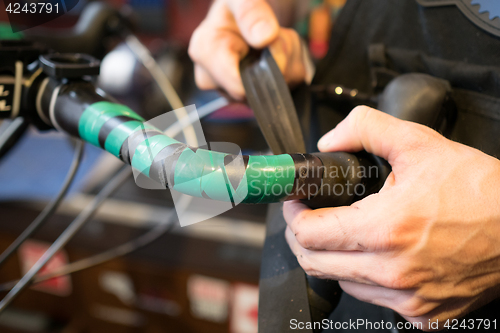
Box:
0 0 345 331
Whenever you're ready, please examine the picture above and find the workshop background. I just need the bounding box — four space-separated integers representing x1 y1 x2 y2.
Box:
0 0 345 332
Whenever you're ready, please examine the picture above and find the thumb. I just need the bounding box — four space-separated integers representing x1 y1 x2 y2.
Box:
226 0 280 48
317 106 413 164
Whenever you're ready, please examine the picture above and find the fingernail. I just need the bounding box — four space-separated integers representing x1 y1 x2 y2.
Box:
317 129 336 150
251 20 273 42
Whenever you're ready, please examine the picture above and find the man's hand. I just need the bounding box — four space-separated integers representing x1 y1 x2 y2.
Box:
284 106 500 331
188 0 306 100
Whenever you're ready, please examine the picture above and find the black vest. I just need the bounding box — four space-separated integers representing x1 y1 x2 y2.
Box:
313 0 500 155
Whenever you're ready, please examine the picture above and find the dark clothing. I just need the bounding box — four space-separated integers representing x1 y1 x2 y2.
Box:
313 0 500 331
312 0 500 156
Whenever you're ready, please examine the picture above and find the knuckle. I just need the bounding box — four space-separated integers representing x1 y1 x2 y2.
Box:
382 267 416 290
401 125 427 148
291 213 317 250
219 35 248 58
287 28 301 40
396 298 430 318
380 270 400 289
349 106 376 131
382 215 416 250
374 232 394 251
307 270 327 279
229 79 247 99
303 266 325 279
290 210 306 233
233 0 266 25
400 122 443 150
188 27 205 62
194 76 213 91
297 254 313 273
295 229 313 249
280 28 299 48
193 67 215 91
229 89 245 101
372 222 402 251
350 105 373 120
187 45 198 63
394 277 417 291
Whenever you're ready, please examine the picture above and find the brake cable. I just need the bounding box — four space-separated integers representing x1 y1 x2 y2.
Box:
0 139 84 268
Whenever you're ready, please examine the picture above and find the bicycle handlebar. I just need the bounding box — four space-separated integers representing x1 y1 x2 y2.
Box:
36 77 390 207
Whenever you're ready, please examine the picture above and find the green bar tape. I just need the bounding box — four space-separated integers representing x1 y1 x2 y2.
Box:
243 155 269 203
173 148 205 198
131 135 179 176
198 150 233 202
79 102 144 148
242 154 295 203
78 102 297 205
233 178 250 203
105 121 150 158
258 154 296 203
223 157 249 204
